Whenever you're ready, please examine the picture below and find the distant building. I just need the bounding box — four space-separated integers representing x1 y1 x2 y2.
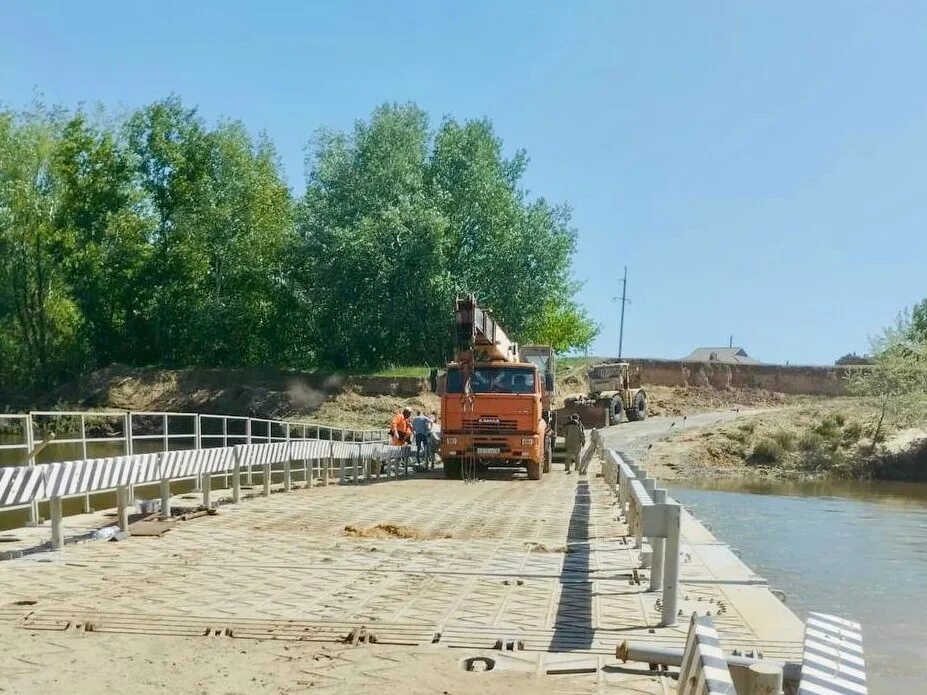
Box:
682 347 762 365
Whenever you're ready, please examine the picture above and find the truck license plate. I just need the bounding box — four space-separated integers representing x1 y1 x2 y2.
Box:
476 447 501 455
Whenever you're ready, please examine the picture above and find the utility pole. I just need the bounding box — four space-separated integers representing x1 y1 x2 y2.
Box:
617 266 629 360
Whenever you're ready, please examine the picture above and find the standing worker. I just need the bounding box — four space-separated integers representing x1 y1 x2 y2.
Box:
562 413 585 474
412 410 434 469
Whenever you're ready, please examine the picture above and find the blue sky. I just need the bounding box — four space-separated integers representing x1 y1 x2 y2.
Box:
3 1 926 365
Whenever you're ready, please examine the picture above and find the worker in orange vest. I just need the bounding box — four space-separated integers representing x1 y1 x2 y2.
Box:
390 407 413 447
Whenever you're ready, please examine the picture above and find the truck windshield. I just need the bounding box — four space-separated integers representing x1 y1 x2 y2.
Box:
446 367 536 394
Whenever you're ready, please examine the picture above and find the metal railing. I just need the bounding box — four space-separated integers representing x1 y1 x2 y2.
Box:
2 438 407 551
0 409 390 526
593 431 869 693
595 438 681 627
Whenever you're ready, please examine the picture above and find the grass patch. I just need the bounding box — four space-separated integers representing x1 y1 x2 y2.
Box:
747 438 785 465
798 432 824 452
770 428 796 451
813 417 842 440
841 421 863 445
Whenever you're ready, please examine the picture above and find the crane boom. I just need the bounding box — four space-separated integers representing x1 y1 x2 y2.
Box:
454 295 518 363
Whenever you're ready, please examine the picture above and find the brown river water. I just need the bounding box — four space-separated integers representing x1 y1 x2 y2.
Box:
671 477 927 695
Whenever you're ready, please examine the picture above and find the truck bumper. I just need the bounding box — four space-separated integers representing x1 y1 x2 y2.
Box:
440 434 542 462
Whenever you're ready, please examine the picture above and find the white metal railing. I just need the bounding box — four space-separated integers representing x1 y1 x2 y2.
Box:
594 431 868 691
0 409 390 526
597 439 681 626
677 613 736 695
1 437 407 551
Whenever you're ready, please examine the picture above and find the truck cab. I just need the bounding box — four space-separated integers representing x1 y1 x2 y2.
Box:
440 362 549 479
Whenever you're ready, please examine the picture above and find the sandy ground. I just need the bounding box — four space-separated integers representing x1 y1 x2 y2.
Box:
0 417 808 695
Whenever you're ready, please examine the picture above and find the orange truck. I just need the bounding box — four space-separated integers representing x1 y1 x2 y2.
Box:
438 296 556 480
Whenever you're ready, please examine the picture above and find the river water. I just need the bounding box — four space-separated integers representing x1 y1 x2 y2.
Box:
670 478 927 695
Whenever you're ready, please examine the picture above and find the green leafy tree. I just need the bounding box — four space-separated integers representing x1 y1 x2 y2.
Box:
296 105 598 369
127 98 294 367
847 308 927 447
53 113 153 366
0 107 85 386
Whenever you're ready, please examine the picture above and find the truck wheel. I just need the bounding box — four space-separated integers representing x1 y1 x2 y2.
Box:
610 397 624 426
526 460 542 480
627 392 647 421
443 458 462 479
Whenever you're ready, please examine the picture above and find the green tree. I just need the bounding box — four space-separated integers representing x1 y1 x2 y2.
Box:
53 113 153 366
0 107 85 387
127 98 294 367
296 104 597 369
847 308 927 447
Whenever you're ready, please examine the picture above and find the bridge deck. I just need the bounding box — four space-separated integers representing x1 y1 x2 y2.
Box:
0 454 803 694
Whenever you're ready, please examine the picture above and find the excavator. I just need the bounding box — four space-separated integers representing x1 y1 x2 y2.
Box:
437 296 555 480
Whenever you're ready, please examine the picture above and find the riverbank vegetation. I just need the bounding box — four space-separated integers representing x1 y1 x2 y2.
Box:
654 301 927 482
0 99 598 393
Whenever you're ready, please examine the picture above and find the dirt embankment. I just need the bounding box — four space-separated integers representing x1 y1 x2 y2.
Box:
646 399 927 482
13 365 438 428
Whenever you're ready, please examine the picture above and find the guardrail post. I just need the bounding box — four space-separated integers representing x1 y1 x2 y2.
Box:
284 456 292 492
640 477 656 567
116 484 130 533
202 469 211 508
307 455 314 488
263 460 271 497
325 443 333 486
160 477 172 519
25 415 38 526
50 497 64 549
232 447 242 503
80 414 91 513
661 502 682 627
158 451 172 519
245 419 253 485
193 414 203 492
650 488 667 592
339 454 346 485
124 412 136 506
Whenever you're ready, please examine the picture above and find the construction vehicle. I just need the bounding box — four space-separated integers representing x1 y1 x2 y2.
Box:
556 361 647 430
438 296 555 480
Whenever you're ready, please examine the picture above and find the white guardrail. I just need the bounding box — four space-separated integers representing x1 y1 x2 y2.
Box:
591 431 868 694
0 410 402 546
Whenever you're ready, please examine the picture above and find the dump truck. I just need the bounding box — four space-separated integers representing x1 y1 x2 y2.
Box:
438 296 555 480
556 361 647 430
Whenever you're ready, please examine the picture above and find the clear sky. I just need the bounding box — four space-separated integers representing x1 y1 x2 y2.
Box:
3 1 926 365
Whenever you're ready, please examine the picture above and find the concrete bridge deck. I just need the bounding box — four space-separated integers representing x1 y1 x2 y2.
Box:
0 418 804 694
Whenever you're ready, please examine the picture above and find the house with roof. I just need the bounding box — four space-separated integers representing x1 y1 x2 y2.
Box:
682 346 762 365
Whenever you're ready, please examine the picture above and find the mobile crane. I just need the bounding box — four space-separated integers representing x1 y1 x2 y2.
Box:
438 296 556 480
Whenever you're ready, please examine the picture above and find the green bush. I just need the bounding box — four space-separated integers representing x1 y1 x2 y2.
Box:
813 417 841 440
771 428 796 451
834 412 847 426
748 438 784 465
798 432 824 452
842 421 863 445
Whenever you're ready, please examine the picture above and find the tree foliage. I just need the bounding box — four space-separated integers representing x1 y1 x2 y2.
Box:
0 99 596 388
847 301 927 444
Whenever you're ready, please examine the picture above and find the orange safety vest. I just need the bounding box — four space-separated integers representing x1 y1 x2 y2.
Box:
390 413 412 446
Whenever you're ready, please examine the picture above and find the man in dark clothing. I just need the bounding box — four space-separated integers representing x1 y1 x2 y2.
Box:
562 413 586 474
